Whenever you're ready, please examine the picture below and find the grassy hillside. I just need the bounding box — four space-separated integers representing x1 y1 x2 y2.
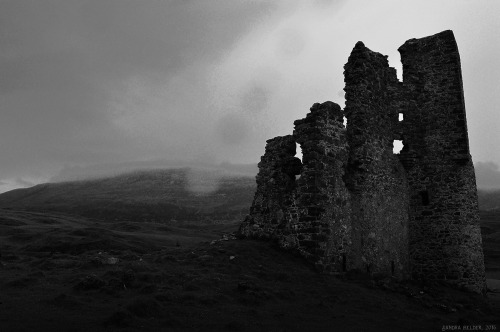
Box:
0 209 498 331
480 210 500 280
0 170 499 330
0 168 256 223
2 168 499 225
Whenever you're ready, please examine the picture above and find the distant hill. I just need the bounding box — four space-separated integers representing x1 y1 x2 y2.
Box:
475 162 500 191
0 168 256 223
50 160 258 182
478 189 500 211
2 167 498 224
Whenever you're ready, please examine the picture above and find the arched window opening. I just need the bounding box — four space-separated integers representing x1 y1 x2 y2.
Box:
393 140 403 154
296 143 303 162
295 143 303 180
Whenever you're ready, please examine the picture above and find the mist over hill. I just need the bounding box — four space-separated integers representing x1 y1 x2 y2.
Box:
476 162 500 191
50 160 258 183
0 168 256 223
1 162 500 226
478 189 500 211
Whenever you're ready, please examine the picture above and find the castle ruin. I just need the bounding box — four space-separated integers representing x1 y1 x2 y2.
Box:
239 30 486 293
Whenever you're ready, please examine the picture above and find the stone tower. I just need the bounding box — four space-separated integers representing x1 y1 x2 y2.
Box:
239 30 486 293
397 31 486 293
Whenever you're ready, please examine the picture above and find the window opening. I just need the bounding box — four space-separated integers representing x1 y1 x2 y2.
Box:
398 113 404 121
295 143 303 180
420 190 430 206
296 143 303 162
393 140 403 154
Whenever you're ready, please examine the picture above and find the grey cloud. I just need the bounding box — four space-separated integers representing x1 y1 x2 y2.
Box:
0 1 277 79
0 0 280 182
275 28 307 59
240 84 271 114
215 113 250 145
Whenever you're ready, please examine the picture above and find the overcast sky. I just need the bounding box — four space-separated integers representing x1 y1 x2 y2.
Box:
1 0 499 192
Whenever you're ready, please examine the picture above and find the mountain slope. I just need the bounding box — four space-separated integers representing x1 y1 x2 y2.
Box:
0 168 256 223
478 189 500 211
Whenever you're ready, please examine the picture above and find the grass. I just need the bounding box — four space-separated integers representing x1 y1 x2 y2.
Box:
0 208 499 331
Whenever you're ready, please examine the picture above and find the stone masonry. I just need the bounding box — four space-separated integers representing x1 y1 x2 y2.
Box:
239 30 486 293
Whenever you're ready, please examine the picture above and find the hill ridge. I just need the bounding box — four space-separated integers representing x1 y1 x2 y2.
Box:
0 168 256 223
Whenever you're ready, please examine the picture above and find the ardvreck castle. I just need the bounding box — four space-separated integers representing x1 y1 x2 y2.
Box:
239 30 487 293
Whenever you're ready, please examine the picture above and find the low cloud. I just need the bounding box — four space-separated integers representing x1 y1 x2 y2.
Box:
15 178 35 188
50 159 258 183
215 113 251 146
185 168 222 196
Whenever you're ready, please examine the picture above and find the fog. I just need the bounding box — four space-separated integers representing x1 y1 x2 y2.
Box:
1 0 499 192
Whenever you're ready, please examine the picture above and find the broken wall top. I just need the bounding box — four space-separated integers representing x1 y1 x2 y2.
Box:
398 30 471 165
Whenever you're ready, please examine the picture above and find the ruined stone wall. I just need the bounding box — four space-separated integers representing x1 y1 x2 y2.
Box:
239 102 351 272
398 30 486 293
292 102 351 271
239 30 486 293
238 135 301 239
343 42 410 278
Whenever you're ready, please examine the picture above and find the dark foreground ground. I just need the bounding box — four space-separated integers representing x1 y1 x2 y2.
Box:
1 209 499 332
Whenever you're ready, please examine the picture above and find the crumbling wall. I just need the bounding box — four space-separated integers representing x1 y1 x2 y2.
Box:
239 102 351 272
292 101 351 271
398 30 486 293
343 42 410 278
238 135 301 239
